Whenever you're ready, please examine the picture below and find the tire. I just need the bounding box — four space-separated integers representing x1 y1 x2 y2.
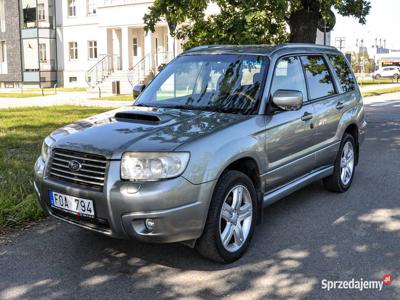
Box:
196 170 258 263
374 74 381 80
323 134 357 193
394 74 399 80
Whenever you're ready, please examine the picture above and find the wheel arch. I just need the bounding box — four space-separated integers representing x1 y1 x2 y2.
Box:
343 123 359 164
220 156 264 224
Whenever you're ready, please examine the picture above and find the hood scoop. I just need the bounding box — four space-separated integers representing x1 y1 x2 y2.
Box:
115 111 162 123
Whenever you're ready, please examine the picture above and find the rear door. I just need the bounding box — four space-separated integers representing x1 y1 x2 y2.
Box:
304 54 357 167
265 56 316 190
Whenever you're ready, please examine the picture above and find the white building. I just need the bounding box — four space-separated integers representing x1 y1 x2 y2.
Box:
57 0 182 93
56 1 331 94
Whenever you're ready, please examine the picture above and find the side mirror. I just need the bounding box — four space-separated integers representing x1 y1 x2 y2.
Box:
272 90 303 111
133 83 145 98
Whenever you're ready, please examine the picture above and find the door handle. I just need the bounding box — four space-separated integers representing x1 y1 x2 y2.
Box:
301 112 313 121
336 101 345 110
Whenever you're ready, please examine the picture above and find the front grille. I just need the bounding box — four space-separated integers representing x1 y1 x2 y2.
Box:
48 149 107 191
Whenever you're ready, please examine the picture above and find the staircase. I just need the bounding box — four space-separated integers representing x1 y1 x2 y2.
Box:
128 52 173 87
94 70 133 94
86 52 173 95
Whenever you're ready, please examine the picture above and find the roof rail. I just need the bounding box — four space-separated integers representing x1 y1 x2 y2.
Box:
186 45 237 52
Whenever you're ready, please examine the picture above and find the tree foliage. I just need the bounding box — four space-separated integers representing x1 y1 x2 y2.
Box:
144 0 371 49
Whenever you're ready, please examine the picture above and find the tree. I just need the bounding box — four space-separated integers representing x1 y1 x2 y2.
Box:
144 0 371 49
350 51 375 74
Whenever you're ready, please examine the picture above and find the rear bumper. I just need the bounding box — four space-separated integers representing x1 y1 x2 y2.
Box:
34 157 215 243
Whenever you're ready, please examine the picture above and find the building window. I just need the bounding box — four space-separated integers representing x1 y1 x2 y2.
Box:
39 43 47 63
37 3 46 21
69 42 78 60
132 38 138 57
69 77 77 83
0 0 5 32
88 40 97 59
21 0 37 28
0 41 7 74
68 0 76 17
87 0 97 15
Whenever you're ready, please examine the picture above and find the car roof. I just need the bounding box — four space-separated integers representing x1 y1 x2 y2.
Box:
184 43 341 57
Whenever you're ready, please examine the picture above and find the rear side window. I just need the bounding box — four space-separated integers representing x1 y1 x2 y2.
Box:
301 55 336 100
270 56 308 102
328 54 356 93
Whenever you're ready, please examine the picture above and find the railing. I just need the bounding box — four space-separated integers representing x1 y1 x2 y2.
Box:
128 52 173 86
85 55 121 87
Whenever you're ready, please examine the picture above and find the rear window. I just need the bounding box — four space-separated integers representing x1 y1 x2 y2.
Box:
328 54 356 93
300 55 336 100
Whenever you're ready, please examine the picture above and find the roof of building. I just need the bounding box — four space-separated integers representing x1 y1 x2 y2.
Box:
185 43 339 56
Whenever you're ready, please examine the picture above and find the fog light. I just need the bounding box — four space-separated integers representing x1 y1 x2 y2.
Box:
145 218 155 231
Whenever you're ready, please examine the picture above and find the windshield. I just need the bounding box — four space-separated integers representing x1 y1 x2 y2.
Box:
136 54 269 114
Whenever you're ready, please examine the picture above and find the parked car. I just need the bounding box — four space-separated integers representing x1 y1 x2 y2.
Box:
373 66 400 79
34 44 366 263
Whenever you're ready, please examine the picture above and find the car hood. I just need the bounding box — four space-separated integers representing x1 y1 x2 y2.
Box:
50 106 248 159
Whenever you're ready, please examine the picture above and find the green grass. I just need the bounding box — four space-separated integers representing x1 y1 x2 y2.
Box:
0 106 111 231
0 93 49 98
362 86 400 97
358 78 400 85
91 94 134 101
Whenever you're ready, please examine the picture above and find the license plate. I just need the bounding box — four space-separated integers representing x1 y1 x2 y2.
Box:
49 191 95 218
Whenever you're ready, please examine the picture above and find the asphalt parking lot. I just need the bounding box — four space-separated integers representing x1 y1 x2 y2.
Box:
1 94 400 300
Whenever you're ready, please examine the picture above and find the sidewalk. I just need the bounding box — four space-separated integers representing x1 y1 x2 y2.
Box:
362 91 400 104
0 92 131 109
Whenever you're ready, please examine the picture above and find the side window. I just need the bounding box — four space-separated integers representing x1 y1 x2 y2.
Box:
328 54 356 93
301 55 336 100
270 56 308 102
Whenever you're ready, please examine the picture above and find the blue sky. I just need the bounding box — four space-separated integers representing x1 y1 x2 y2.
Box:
331 0 399 51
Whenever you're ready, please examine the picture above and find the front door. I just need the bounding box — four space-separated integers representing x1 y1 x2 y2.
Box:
265 56 316 190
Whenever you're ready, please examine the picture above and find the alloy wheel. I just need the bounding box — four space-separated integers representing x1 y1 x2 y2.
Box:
219 185 253 253
340 141 355 186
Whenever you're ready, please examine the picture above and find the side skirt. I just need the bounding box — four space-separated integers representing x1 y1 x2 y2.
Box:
263 166 334 208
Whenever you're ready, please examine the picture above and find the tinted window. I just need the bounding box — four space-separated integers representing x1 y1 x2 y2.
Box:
270 56 307 101
328 54 356 93
301 55 335 100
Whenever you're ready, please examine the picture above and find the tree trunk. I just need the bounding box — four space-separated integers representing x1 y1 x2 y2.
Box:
288 5 320 43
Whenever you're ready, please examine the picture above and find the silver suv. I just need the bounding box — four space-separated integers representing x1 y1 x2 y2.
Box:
34 44 366 263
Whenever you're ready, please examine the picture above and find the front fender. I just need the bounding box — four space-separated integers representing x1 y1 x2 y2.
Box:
175 114 267 190
181 134 266 185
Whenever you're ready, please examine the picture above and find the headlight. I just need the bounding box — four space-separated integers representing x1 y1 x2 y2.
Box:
121 152 190 181
41 136 55 161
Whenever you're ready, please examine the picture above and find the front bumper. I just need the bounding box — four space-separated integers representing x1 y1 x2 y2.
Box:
34 158 215 243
